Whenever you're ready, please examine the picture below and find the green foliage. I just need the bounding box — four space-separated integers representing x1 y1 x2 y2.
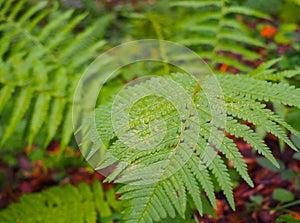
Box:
276 214 300 223
170 0 270 71
257 155 299 181
0 0 114 150
123 0 270 72
93 69 300 222
0 181 123 223
280 0 300 23
275 23 298 44
242 0 283 14
273 188 295 202
1 1 300 223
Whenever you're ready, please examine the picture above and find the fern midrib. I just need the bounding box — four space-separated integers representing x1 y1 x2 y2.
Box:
122 83 202 221
148 13 170 75
134 123 195 223
135 183 161 223
211 0 226 67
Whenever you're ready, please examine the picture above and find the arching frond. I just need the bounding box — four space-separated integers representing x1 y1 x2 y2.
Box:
92 72 300 222
0 0 114 149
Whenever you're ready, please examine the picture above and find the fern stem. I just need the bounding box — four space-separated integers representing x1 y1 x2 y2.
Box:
211 0 226 68
148 14 170 75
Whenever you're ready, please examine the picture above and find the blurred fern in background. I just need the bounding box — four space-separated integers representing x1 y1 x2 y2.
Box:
0 0 114 152
0 181 123 223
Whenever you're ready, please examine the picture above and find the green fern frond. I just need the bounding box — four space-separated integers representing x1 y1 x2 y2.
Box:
0 181 122 223
170 0 269 71
188 156 217 208
218 74 300 107
0 1 114 148
92 71 300 222
248 58 300 81
209 155 235 209
125 0 267 72
119 179 183 223
225 100 298 151
216 136 253 187
180 165 203 215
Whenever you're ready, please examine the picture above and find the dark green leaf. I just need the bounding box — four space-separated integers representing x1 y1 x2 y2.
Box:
273 188 295 202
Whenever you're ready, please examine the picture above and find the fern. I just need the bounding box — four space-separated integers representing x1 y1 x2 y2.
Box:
0 181 123 223
127 0 269 72
2 1 299 223
0 0 114 149
170 0 270 72
90 71 300 222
